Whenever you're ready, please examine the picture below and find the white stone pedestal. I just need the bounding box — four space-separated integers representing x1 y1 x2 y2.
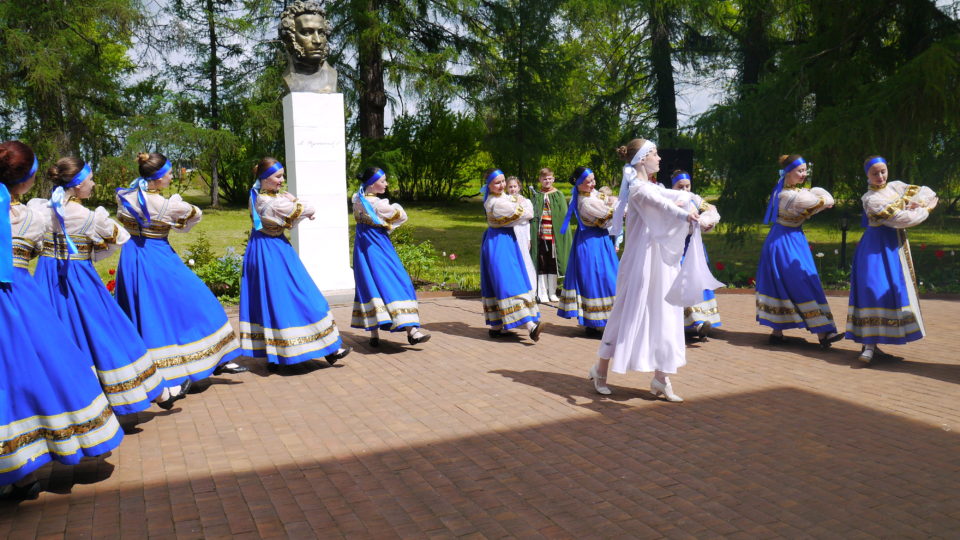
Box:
282 92 354 300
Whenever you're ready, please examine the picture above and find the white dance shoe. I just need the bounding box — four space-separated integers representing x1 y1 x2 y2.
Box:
650 377 683 402
588 364 612 395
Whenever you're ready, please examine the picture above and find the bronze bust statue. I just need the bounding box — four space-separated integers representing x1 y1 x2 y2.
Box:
279 0 338 93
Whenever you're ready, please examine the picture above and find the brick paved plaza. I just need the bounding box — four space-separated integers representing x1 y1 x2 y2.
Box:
1 293 958 538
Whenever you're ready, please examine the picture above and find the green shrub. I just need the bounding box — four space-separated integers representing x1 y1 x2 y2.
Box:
183 233 243 303
394 240 439 283
182 231 216 268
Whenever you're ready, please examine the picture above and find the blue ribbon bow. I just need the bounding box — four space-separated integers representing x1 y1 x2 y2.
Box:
50 186 79 256
116 177 152 228
249 179 264 231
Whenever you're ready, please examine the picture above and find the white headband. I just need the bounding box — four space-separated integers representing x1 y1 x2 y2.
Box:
630 140 656 166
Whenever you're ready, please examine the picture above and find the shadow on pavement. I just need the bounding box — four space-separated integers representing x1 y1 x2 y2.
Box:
8 388 956 537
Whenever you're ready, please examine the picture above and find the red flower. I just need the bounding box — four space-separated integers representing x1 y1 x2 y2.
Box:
108 269 116 275
920 243 927 249
106 279 116 292
935 250 945 259
715 262 725 271
449 253 457 261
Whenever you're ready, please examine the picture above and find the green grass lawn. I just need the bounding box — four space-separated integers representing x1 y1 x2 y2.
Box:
76 194 960 294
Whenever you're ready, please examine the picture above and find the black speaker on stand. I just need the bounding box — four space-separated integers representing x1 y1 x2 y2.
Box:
655 148 694 185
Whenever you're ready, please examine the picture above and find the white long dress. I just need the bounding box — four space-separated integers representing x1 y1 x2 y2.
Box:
512 196 536 291
599 180 693 374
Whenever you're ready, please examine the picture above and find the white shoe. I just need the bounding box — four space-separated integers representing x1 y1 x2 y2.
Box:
650 377 683 402
536 275 550 303
547 274 560 302
588 364 612 395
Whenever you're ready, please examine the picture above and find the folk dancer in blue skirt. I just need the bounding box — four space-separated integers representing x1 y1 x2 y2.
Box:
846 156 937 367
351 167 430 347
34 158 187 414
755 154 844 347
1 141 123 501
115 152 244 385
671 170 721 341
480 169 544 341
239 158 351 369
557 166 620 337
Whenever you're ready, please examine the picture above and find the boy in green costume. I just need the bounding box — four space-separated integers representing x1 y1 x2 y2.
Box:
529 167 573 302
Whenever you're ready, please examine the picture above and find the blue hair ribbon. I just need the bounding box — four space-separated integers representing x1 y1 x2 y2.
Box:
861 157 888 226
560 168 593 235
0 183 12 283
49 161 93 257
69 163 92 187
671 172 691 186
145 159 172 181
258 161 283 181
3 156 39 282
480 169 503 202
249 161 284 230
12 156 38 186
864 157 886 175
763 157 806 225
357 168 386 226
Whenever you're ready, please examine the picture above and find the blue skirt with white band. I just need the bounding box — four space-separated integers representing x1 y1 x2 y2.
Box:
35 246 168 416
845 225 924 344
480 227 540 330
1 267 123 485
352 223 420 331
239 230 343 365
115 235 241 384
755 224 836 333
557 225 619 327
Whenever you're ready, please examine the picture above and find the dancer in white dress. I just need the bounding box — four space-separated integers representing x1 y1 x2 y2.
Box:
506 176 536 291
589 139 707 402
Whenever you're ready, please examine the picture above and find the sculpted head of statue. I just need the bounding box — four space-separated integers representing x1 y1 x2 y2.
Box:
279 1 332 74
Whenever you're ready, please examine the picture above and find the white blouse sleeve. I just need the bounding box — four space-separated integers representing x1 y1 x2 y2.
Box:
165 194 202 232
579 193 615 227
90 206 130 261
865 182 934 229
373 197 408 229
25 198 49 243
270 192 315 229
699 206 721 233
514 197 534 226
779 187 832 221
633 183 691 221
485 195 528 228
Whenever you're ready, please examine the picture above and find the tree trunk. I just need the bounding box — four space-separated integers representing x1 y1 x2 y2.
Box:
207 0 220 208
739 0 771 94
649 4 678 146
357 0 386 162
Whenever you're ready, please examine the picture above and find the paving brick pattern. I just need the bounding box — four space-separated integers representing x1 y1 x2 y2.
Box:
2 293 959 538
